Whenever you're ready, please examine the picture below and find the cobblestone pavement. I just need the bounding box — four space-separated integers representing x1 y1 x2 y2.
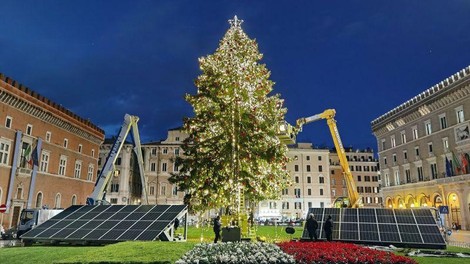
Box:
446 230 470 248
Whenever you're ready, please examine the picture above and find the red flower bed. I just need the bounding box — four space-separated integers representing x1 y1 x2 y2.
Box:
277 241 417 264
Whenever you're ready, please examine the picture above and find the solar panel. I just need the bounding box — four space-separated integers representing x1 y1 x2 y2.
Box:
302 207 445 249
20 204 188 245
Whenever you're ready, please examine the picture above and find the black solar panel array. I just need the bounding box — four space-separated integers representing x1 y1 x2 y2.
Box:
21 204 187 243
302 208 445 249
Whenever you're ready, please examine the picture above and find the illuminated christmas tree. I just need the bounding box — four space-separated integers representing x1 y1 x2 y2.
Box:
170 16 291 213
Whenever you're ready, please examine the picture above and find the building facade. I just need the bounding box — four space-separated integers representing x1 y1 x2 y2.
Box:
329 148 380 208
371 66 470 229
258 143 331 220
0 73 104 228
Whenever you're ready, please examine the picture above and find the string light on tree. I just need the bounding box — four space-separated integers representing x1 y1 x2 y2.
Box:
170 16 291 213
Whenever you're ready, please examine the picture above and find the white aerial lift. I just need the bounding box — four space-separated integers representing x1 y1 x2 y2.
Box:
87 114 148 205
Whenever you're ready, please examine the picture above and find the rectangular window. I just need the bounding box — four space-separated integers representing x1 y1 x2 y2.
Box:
174 148 180 156
160 185 166 196
0 141 11 165
442 138 449 152
306 165 311 172
365 176 371 182
151 162 156 172
307 176 311 183
400 131 406 144
391 136 396 147
91 149 95 158
151 148 157 156
318 165 323 172
87 164 94 181
428 143 433 154
282 188 288 195
294 202 301 210
307 189 312 195
295 176 299 183
74 161 82 179
282 202 289 209
294 188 301 198
59 156 67 176
412 126 419 140
306 156 310 161
431 163 438 179
162 162 167 172
39 151 49 172
319 176 324 183
162 148 168 154
417 166 424 181
46 131 51 142
439 114 447 129
393 154 397 164
78 144 82 153
425 121 432 135
173 186 178 196
415 147 420 157
294 165 299 172
403 150 408 160
381 139 386 150
384 157 387 165
5 116 12 128
116 157 122 165
173 163 179 172
308 202 312 209
175 137 180 141
405 169 411 183
317 156 321 161
26 124 33 136
149 186 155 195
394 171 400 185
357 175 362 182
456 107 465 123
320 189 324 195
111 183 119 192
320 202 324 208
64 139 68 148
110 198 118 204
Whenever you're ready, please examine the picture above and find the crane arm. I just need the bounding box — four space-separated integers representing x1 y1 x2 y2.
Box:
294 109 361 208
86 114 148 205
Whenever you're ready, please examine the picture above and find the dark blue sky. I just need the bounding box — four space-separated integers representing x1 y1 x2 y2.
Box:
1 1 470 151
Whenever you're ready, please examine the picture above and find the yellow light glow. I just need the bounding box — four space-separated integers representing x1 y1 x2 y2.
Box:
410 204 415 208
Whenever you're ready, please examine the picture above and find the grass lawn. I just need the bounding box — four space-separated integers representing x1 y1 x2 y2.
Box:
0 226 468 264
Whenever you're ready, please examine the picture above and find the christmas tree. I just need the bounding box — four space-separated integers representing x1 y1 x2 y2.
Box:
170 16 291 213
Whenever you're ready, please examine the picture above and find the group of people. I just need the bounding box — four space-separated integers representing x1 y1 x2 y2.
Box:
212 213 334 243
306 213 333 241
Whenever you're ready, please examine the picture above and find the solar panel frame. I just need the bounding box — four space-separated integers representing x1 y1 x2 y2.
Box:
302 207 445 249
21 204 188 244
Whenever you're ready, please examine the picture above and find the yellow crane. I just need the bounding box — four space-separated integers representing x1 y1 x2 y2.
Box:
278 109 362 208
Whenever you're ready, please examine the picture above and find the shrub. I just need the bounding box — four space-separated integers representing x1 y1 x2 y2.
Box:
175 242 295 264
277 241 417 264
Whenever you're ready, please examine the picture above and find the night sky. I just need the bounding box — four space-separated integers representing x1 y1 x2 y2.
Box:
1 1 470 151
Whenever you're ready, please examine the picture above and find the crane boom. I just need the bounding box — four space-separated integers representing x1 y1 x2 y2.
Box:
294 109 362 208
86 114 148 205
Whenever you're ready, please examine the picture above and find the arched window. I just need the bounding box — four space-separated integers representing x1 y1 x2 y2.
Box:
36 192 43 208
55 193 62 209
71 195 77 205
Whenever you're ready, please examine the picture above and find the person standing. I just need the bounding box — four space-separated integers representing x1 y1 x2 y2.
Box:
213 215 221 243
324 215 333 241
306 213 318 241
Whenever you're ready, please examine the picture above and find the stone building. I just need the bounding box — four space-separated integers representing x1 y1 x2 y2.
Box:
371 66 470 229
329 148 380 208
0 73 104 228
258 143 331 220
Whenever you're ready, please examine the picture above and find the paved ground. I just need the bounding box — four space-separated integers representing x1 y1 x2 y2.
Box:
446 230 470 248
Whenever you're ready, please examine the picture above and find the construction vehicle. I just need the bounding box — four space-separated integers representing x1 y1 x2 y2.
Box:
278 109 362 208
87 114 148 205
17 208 63 238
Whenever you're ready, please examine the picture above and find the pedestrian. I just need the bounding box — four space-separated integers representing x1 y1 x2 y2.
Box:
213 215 221 243
306 213 318 241
324 215 333 241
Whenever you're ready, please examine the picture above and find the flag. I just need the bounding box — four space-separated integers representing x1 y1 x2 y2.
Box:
452 151 461 175
462 153 469 175
445 157 452 177
29 145 39 167
24 144 32 166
